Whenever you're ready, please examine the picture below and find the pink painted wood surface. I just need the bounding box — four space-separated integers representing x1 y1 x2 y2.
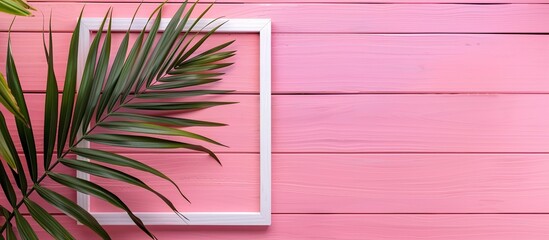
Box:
2 0 549 238
7 32 549 93
10 153 549 215
0 32 259 92
23 214 549 239
274 34 549 93
10 94 549 154
272 154 549 213
1 154 258 214
87 153 549 214
90 154 260 212
274 95 549 153
0 94 259 154
3 3 549 33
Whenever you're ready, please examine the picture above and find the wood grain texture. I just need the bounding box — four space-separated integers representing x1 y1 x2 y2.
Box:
3 0 549 237
89 153 549 214
0 32 258 92
274 34 549 93
8 32 549 93
10 153 549 214
89 154 260 212
21 214 549 240
273 94 549 153
10 94 549 153
0 154 260 215
3 3 549 33
0 94 259 154
272 154 549 213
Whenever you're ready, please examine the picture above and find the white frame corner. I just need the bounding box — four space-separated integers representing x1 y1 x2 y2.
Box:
76 18 271 226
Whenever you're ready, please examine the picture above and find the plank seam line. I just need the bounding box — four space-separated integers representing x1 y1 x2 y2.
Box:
19 92 549 95
269 152 549 155
7 31 549 35
18 151 549 154
23 1 530 5
273 212 549 215
22 213 549 216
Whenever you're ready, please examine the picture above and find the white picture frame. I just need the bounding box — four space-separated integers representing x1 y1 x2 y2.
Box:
76 18 271 225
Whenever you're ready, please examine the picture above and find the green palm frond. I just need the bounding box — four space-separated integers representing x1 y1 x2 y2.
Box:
0 1 235 239
0 0 35 16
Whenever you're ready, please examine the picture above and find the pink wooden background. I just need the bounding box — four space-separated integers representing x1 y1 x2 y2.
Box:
2 0 549 239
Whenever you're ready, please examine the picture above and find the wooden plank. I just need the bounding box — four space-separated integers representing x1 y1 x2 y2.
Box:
21 214 549 239
12 153 549 214
0 32 69 92
0 32 258 92
273 94 549 153
272 154 549 213
273 34 549 93
6 33 549 93
1 153 259 214
89 153 549 214
6 153 549 214
89 154 260 213
3 3 549 33
0 94 259 154
9 94 549 153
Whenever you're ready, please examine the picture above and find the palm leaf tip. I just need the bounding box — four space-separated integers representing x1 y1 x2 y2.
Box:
0 0 35 16
6 29 39 183
0 73 26 125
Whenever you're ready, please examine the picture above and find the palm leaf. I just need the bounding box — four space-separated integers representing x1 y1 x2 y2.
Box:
80 12 112 137
43 16 58 170
0 112 18 170
24 198 75 240
0 73 25 123
0 111 27 192
156 2 213 81
57 9 83 155
6 34 37 183
157 73 224 82
69 147 190 202
0 162 16 207
0 206 16 240
12 0 33 10
14 209 38 240
172 21 227 69
95 8 136 122
123 101 235 110
110 112 227 127
34 185 110 240
59 159 188 220
148 78 222 90
97 121 227 146
84 134 222 164
48 173 157 239
0 0 34 16
119 6 163 103
104 7 154 113
137 89 233 98
69 10 110 146
0 1 236 238
138 1 192 90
